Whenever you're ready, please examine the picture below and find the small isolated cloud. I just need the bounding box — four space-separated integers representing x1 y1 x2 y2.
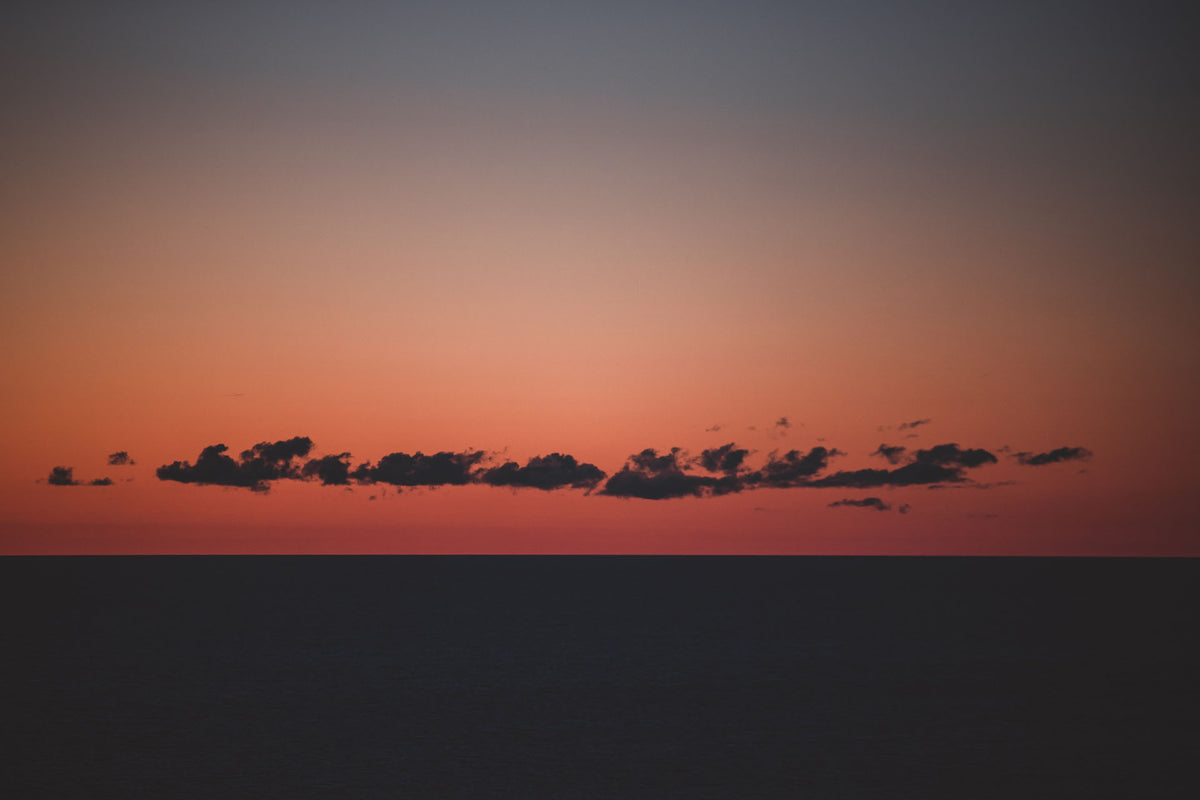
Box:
481 453 606 491
602 448 740 499
352 450 486 487
107 451 135 466
829 497 890 511
1014 446 1093 466
767 416 795 440
46 466 112 486
898 503 911 514
705 423 723 432
301 453 353 486
47 466 78 486
898 418 932 430
872 443 907 465
157 437 314 491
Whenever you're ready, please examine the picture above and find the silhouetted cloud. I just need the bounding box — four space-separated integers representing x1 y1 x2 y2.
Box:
107 451 134 466
705 423 723 432
46 466 112 486
482 453 605 491
142 429 1085 507
157 437 314 491
829 497 890 511
240 437 313 474
911 443 997 469
47 466 78 486
352 450 486 487
602 448 740 499
898 418 932 430
696 443 749 475
872 443 907 465
810 443 996 488
747 446 840 488
926 480 1016 490
1014 446 1093 466
810 462 964 489
302 453 353 486
898 503 911 514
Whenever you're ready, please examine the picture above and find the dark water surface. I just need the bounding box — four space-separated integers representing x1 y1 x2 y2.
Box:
3 556 1196 798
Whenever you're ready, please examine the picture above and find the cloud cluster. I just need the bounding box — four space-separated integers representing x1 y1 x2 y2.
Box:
155 440 607 495
144 433 1090 509
1014 447 1092 466
599 441 1000 498
748 447 841 488
157 437 314 491
601 448 740 499
351 450 487 487
107 451 135 466
482 453 606 491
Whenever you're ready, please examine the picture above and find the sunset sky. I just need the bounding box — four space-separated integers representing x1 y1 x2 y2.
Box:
2 1 1196 554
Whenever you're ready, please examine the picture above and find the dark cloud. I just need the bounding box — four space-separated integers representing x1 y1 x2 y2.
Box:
157 437 314 491
46 466 112 486
1014 446 1093 466
811 443 996 489
705 423 723 432
47 466 78 486
898 503 911 514
747 446 840 488
810 461 964 489
927 480 1016 490
829 497 890 511
302 453 353 486
696 443 749 476
352 450 486 487
911 443 997 469
898 418 932 430
107 451 134 466
482 453 606 491
775 417 791 429
872 443 907 465
602 448 740 499
240 437 313 473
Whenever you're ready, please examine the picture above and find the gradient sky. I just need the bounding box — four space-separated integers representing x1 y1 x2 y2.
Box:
2 1 1197 554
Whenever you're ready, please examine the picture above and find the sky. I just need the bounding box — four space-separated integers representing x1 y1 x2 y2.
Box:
2 0 1197 554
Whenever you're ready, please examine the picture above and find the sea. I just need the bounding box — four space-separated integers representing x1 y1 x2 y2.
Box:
3 556 1196 798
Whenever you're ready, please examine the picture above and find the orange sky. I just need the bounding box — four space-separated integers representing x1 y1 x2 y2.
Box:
2 3 1196 554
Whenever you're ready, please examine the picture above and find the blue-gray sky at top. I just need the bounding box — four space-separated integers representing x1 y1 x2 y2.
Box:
7 2 1196 290
7 2 1195 130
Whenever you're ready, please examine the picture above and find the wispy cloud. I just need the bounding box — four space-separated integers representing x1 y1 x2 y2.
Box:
1014 447 1092 466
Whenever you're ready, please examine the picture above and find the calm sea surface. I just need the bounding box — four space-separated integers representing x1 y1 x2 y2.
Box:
3 556 1196 798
